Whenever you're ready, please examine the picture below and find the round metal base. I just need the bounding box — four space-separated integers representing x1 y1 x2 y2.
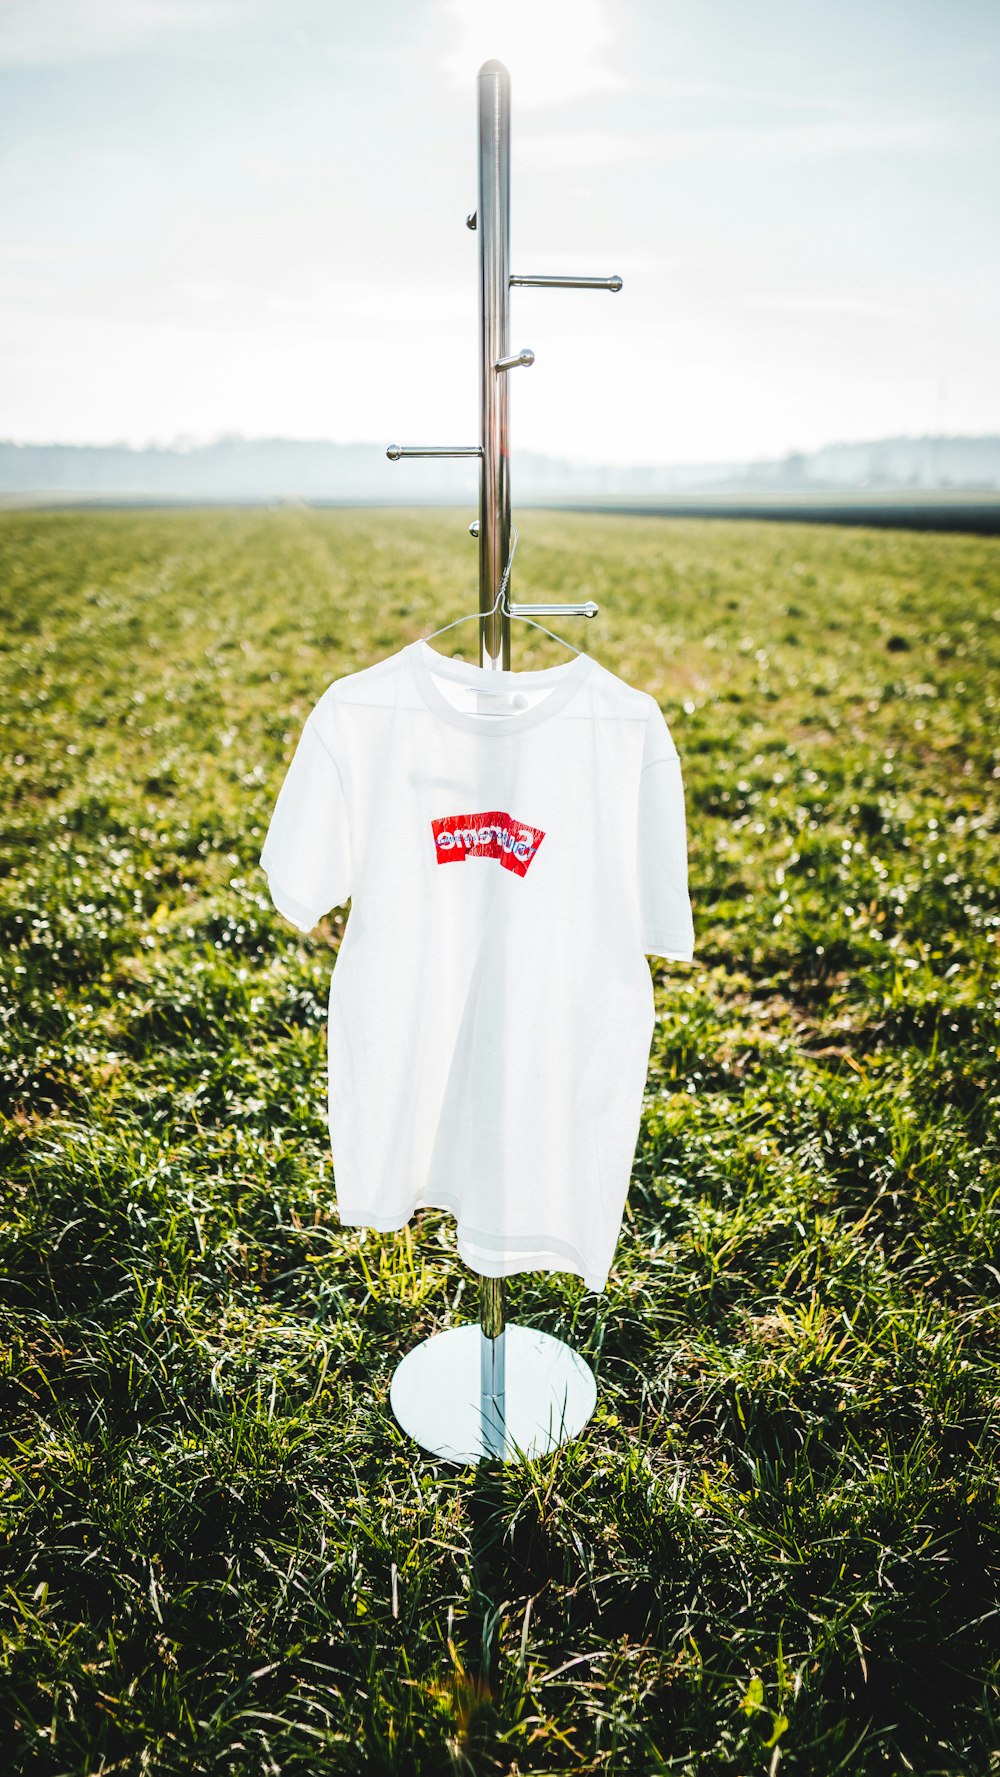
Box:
389 1323 597 1465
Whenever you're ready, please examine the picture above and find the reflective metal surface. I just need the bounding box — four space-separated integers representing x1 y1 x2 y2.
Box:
390 1323 598 1465
477 59 512 674
509 599 599 618
480 1327 506 1458
475 63 512 1372
480 1273 505 1337
478 1243 506 1456
494 348 534 371
386 444 482 459
510 273 623 291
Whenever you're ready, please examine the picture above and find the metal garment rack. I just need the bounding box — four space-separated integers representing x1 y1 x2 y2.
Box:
385 59 622 1466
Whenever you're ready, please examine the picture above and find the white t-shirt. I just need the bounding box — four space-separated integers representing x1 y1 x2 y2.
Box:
259 637 695 1293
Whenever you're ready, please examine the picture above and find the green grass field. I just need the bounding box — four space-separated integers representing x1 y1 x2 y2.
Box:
1 505 999 1776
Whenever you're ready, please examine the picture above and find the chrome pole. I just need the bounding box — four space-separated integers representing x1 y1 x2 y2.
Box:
477 58 512 675
476 58 511 1456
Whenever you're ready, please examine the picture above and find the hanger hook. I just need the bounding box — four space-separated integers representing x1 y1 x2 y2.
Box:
418 523 583 658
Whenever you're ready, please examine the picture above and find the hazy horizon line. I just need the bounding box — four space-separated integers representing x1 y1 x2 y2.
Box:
3 428 1000 468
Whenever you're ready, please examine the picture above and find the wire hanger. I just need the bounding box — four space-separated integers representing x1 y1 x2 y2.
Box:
418 527 586 662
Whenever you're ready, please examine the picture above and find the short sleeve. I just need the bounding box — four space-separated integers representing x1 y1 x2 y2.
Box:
637 699 695 961
259 711 351 932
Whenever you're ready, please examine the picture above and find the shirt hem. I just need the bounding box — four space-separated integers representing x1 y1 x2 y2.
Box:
644 933 695 961
336 1193 611 1293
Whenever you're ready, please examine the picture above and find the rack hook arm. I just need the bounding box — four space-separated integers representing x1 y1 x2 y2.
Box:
386 444 483 460
510 273 623 292
494 348 534 372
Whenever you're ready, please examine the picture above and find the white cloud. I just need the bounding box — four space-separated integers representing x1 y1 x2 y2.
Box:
658 112 999 159
760 113 996 155
0 0 249 66
499 109 998 183
741 293 923 323
439 0 626 108
171 273 470 327
517 130 648 171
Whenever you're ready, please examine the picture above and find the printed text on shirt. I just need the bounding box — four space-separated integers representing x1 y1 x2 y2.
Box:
431 810 546 878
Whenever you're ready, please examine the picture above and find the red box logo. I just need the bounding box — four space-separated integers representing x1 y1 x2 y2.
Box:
431 809 546 877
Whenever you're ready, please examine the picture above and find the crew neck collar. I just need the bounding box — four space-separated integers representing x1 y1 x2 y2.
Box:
407 638 593 735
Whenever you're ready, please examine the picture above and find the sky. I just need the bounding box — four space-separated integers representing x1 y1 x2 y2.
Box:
1 0 998 465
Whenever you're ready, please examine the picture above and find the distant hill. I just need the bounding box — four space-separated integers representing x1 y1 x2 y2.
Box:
741 435 1000 491
1 433 998 502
